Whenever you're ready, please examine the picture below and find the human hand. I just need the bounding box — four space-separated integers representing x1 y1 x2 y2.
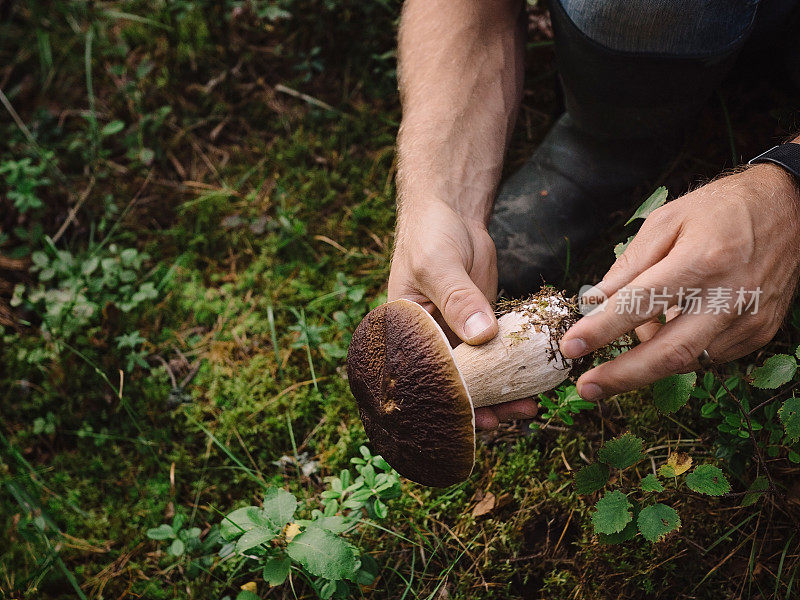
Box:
560 163 800 400
388 200 538 428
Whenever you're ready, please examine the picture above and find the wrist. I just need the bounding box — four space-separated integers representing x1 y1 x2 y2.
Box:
397 180 494 227
746 162 800 214
396 195 489 235
397 139 501 225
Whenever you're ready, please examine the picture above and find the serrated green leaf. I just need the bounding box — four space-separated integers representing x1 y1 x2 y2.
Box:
146 523 176 540
236 591 260 600
796 345 800 360
637 503 680 542
221 506 268 541
685 464 731 496
625 187 668 226
653 372 696 414
261 487 298 531
574 463 610 495
751 354 797 389
286 528 357 581
591 490 633 535
298 516 350 534
236 526 275 553
598 518 638 545
597 433 645 470
640 474 664 492
741 476 768 507
779 397 800 443
658 465 676 478
263 556 291 586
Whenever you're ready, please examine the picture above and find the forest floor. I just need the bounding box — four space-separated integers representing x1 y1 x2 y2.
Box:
1 2 800 599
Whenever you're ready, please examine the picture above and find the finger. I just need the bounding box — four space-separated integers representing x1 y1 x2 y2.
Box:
489 398 539 421
635 320 661 344
635 306 683 343
474 407 499 430
575 312 721 400
562 249 702 358
423 267 498 345
599 207 680 296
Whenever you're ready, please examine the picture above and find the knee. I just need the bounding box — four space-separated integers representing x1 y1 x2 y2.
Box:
553 0 758 55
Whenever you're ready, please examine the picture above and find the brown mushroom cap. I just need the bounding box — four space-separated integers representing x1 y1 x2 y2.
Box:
346 299 475 487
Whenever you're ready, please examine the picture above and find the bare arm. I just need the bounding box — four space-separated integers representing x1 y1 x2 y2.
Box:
389 0 535 428
396 0 525 224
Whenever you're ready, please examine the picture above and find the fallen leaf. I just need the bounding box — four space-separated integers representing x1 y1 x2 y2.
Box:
666 452 692 476
472 491 496 517
284 522 302 542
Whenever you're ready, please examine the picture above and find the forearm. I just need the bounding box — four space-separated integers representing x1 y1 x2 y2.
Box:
396 0 525 225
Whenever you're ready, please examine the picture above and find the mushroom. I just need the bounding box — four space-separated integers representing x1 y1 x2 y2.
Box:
346 289 581 487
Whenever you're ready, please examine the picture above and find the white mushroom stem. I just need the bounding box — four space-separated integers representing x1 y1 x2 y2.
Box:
451 303 571 408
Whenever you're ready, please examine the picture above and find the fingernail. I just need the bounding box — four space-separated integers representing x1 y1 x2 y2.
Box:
579 383 603 401
464 312 492 341
560 337 587 358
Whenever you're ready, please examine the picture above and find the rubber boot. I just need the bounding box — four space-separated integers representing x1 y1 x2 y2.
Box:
489 0 755 296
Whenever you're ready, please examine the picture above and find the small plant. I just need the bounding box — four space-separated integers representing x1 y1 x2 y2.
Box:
0 151 53 214
217 446 399 599
115 330 149 371
146 514 221 576
147 514 202 558
536 383 595 426
12 241 158 366
576 432 731 543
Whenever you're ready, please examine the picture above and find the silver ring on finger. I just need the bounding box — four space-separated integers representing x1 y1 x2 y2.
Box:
697 349 714 371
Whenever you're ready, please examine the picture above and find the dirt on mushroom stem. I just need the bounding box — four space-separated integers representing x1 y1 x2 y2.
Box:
494 288 597 379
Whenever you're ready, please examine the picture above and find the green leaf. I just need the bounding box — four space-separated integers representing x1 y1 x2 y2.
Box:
146 523 176 540
637 503 680 542
263 556 292 586
640 474 664 493
286 527 357 581
373 498 388 519
574 463 610 495
751 354 797 389
100 120 125 136
657 465 675 478
319 580 337 599
653 372 696 414
221 506 268 541
298 516 350 534
591 490 633 535
261 487 298 530
741 476 769 507
625 187 668 226
236 526 275 553
598 518 639 545
614 235 635 258
779 397 800 443
597 433 645 470
236 591 260 600
168 538 185 556
685 464 731 496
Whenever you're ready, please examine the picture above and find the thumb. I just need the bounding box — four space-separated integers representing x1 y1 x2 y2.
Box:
426 270 498 345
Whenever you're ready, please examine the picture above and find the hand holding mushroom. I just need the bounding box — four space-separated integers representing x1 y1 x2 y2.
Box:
346 290 581 487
